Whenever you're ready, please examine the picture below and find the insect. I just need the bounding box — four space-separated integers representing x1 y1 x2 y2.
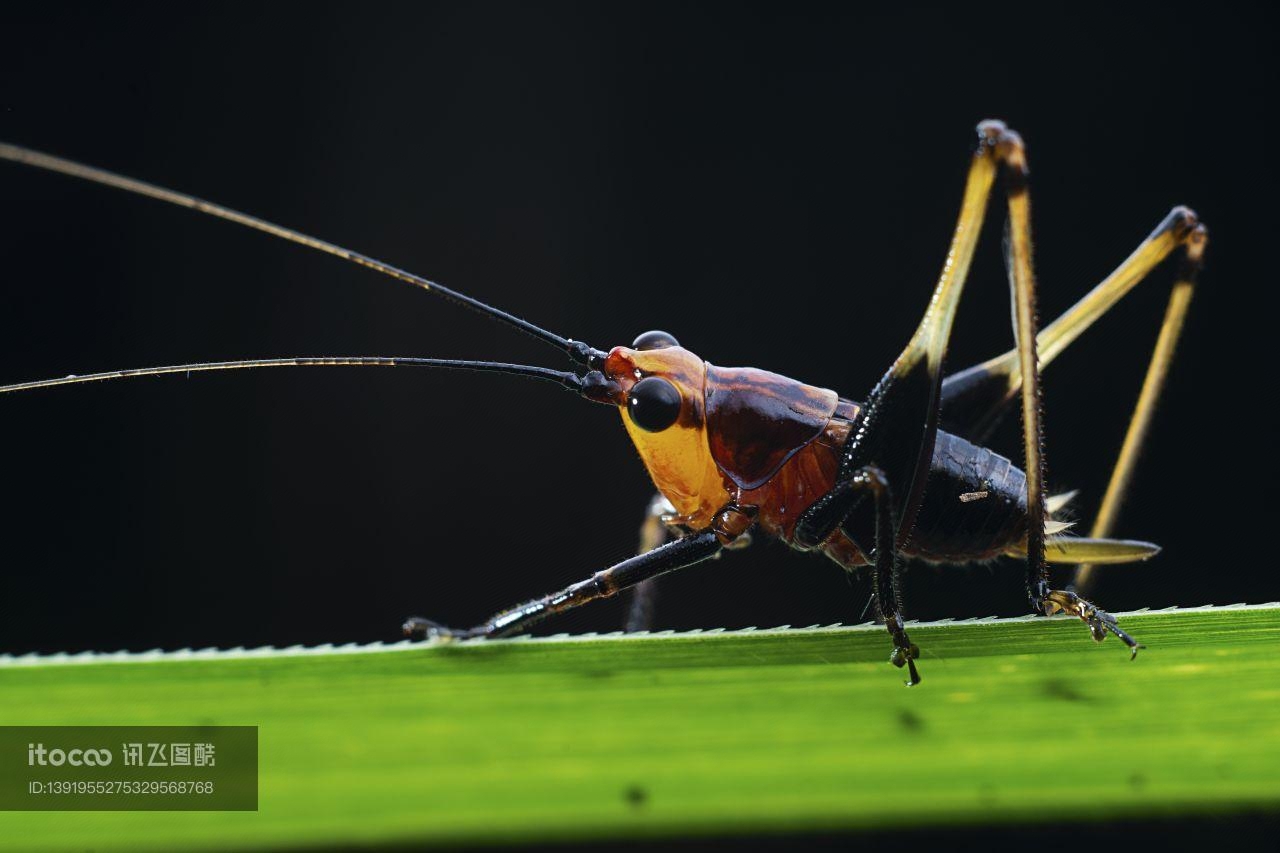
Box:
0 121 1206 684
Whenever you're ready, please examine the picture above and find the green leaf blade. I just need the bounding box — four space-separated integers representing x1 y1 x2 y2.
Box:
2 605 1278 850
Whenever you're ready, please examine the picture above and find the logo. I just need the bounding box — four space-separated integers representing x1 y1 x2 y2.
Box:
27 743 113 767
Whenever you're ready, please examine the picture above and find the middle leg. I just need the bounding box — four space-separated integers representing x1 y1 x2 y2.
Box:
797 465 919 684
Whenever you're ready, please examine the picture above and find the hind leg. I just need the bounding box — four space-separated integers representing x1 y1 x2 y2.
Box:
941 206 1206 442
1041 589 1144 657
940 208 1207 594
1074 228 1206 593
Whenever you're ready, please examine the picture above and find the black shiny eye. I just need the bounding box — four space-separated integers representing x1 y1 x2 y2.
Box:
632 330 680 351
627 377 682 432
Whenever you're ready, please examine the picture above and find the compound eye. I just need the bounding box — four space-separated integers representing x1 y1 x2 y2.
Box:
627 377 682 432
632 330 680 351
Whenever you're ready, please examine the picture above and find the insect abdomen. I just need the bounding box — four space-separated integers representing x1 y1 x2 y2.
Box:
903 431 1030 563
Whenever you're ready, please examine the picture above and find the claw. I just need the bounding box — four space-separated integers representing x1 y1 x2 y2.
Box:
403 616 465 641
889 643 923 686
1041 589 1144 658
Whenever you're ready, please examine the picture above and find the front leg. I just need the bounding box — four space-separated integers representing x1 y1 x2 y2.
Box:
405 529 723 640
624 493 679 633
623 494 755 631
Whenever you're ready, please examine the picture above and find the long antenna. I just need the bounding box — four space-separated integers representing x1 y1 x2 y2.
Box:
0 142 600 366
0 357 586 396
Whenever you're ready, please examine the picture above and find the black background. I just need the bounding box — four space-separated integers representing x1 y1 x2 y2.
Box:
1 3 1274 657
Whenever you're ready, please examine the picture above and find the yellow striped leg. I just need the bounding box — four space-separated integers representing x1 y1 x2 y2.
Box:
1075 224 1207 593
